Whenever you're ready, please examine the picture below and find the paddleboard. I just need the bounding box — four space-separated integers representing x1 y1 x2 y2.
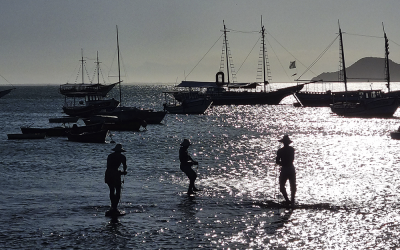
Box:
105 209 126 217
260 200 341 211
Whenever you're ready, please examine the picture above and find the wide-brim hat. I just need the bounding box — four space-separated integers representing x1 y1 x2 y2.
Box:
278 135 292 144
112 143 126 152
180 139 191 147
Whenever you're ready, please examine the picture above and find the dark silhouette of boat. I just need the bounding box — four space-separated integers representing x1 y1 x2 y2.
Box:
7 133 46 140
0 88 15 98
83 115 142 131
21 123 104 137
61 51 119 118
98 26 166 125
67 129 109 143
330 23 398 117
295 24 399 108
163 91 212 114
173 20 304 106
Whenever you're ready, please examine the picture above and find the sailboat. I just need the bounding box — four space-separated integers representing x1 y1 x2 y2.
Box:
173 20 304 106
330 24 398 117
60 50 117 97
61 50 119 117
86 26 166 129
295 24 400 108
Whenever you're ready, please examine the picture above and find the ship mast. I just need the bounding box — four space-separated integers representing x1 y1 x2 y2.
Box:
80 49 85 84
261 17 266 92
223 20 230 84
96 51 100 84
116 25 122 105
338 22 347 92
383 23 390 92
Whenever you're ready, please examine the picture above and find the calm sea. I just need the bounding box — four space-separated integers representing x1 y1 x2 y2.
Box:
1 83 400 249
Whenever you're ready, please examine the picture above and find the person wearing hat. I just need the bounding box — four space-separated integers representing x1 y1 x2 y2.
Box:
105 144 128 214
179 139 199 195
276 135 296 206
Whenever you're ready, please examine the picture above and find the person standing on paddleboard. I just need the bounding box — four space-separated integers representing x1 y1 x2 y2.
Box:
179 139 199 195
105 144 127 214
276 135 296 207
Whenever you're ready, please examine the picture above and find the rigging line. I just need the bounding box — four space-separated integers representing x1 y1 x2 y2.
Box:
265 36 290 80
344 32 383 39
226 28 260 34
185 33 224 79
237 35 261 74
388 39 400 47
0 74 14 87
264 28 318 76
297 35 339 80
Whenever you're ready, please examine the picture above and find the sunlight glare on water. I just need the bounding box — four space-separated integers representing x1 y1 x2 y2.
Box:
1 85 400 249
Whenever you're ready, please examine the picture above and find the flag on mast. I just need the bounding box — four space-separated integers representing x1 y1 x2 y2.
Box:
289 61 296 69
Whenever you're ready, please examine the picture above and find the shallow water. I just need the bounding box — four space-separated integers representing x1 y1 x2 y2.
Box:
1 84 400 249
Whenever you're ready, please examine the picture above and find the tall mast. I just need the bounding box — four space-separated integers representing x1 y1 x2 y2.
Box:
223 20 230 84
383 23 390 92
80 49 85 84
338 22 347 92
96 51 100 84
261 17 266 92
116 25 122 105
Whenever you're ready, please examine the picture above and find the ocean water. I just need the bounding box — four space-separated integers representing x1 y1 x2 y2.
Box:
1 84 400 249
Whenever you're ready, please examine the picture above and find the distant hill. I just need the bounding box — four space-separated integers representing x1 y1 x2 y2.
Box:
311 57 400 82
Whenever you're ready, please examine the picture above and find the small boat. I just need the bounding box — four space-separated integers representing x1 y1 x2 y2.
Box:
163 92 212 114
62 97 120 118
49 117 79 123
83 115 142 131
21 126 67 136
21 123 104 137
97 27 166 124
67 129 109 143
7 133 46 140
102 106 166 124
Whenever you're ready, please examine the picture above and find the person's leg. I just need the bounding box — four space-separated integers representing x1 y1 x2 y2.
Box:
279 172 290 203
289 172 297 205
112 185 121 210
185 169 197 194
108 184 115 209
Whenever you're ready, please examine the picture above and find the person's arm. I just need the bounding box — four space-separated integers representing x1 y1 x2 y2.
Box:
276 150 281 166
188 154 198 165
121 155 127 174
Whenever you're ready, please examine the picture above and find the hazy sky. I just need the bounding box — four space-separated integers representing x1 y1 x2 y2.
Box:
0 0 399 85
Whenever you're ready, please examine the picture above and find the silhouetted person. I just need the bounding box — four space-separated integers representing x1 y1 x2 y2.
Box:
71 124 78 134
105 144 127 214
179 139 199 195
276 135 296 206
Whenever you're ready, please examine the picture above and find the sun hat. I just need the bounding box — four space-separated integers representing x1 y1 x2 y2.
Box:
112 143 126 152
180 139 191 147
278 135 292 144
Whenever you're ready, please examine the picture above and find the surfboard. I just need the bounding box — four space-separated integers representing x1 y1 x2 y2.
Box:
259 200 341 211
105 209 126 217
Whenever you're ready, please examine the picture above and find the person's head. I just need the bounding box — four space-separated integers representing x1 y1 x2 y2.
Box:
180 139 191 148
279 135 292 146
112 144 126 153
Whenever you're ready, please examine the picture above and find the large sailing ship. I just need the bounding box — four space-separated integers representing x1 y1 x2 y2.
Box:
295 24 399 108
173 20 304 106
329 23 398 117
61 50 119 117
